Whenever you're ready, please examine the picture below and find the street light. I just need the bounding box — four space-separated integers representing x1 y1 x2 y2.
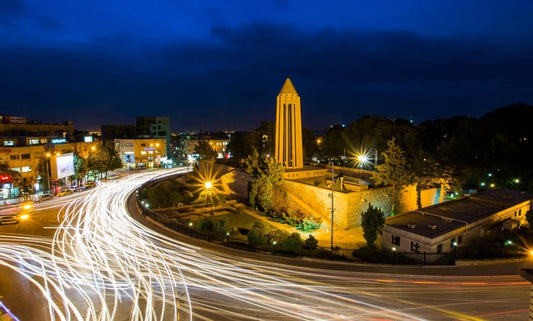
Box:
329 161 335 252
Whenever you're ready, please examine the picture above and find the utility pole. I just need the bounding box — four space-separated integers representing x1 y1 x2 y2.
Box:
329 161 335 252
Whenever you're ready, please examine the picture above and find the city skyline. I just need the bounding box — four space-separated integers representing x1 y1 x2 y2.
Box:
1 0 533 131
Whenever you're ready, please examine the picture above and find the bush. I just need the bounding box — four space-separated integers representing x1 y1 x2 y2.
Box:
352 246 389 263
304 235 318 250
247 222 267 247
267 229 290 245
281 233 303 254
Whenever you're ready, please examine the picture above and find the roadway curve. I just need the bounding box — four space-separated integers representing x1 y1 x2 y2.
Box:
0 169 530 320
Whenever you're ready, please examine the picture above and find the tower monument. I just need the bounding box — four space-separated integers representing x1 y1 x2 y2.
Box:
275 78 303 169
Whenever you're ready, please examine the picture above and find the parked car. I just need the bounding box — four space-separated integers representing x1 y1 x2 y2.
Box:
33 194 53 202
57 189 74 197
72 186 85 192
84 181 96 188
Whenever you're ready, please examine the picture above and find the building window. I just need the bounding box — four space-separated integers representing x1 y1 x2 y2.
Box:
458 234 463 244
437 244 442 254
392 235 400 246
519 209 522 217
22 166 31 173
10 155 19 160
21 153 30 159
410 241 420 253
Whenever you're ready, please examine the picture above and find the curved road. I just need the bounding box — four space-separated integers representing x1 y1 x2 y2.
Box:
0 169 530 320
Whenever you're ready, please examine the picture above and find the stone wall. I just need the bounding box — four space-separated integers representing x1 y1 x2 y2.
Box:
218 164 444 231
219 166 250 200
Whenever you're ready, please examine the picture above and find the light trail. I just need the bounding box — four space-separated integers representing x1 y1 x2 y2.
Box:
0 169 528 320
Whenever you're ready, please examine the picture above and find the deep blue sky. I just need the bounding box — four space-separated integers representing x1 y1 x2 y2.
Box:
1 0 533 131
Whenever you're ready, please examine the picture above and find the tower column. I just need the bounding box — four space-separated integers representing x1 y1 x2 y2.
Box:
275 78 303 169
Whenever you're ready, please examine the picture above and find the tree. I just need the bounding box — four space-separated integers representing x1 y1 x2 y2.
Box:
73 152 88 185
194 140 217 160
247 221 267 247
88 145 123 179
245 148 284 213
227 131 256 162
371 138 413 215
304 234 318 250
361 204 385 248
526 209 533 229
281 232 303 254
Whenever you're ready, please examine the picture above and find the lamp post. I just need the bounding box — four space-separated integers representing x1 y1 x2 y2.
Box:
44 153 51 193
329 161 335 252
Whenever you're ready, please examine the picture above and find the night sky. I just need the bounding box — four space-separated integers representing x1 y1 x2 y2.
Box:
1 0 533 132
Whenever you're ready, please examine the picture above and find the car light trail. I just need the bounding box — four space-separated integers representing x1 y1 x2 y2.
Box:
0 169 527 320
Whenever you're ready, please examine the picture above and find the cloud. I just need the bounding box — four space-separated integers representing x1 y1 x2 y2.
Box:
1 22 533 131
0 0 27 17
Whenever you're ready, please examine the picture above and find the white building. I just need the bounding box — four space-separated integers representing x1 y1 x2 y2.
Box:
382 189 532 256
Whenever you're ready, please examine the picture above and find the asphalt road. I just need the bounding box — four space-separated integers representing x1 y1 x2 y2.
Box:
0 171 529 320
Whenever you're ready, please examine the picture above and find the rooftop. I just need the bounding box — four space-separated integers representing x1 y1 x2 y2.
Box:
386 189 533 238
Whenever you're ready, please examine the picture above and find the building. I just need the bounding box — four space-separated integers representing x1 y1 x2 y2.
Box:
184 139 229 160
101 124 137 148
275 78 303 169
136 117 171 157
114 138 166 169
381 189 532 255
0 140 100 198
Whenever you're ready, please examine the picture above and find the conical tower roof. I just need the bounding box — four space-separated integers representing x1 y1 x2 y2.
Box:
279 78 298 95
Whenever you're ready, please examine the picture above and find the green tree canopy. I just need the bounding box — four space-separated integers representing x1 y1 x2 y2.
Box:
245 148 284 213
361 203 385 248
371 138 413 214
194 140 217 160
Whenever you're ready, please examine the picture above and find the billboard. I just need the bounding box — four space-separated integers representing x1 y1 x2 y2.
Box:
125 153 135 163
51 153 75 179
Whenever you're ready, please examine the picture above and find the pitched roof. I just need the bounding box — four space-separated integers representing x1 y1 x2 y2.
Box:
279 78 298 95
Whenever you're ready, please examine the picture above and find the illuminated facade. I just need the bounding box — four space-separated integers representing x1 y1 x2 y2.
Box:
275 78 303 169
114 138 166 169
184 139 229 159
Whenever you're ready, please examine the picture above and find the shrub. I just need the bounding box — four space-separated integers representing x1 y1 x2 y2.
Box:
247 222 267 247
281 232 303 254
304 235 318 250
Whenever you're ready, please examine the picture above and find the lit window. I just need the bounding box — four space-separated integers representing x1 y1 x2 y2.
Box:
140 151 147 155
22 166 31 173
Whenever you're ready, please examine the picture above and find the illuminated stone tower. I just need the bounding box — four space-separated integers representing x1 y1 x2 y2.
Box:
275 78 303 169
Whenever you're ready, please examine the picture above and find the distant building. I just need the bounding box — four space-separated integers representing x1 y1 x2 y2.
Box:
0 115 74 145
114 138 166 169
101 124 137 148
136 117 171 157
184 139 229 160
0 141 100 198
381 189 532 255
